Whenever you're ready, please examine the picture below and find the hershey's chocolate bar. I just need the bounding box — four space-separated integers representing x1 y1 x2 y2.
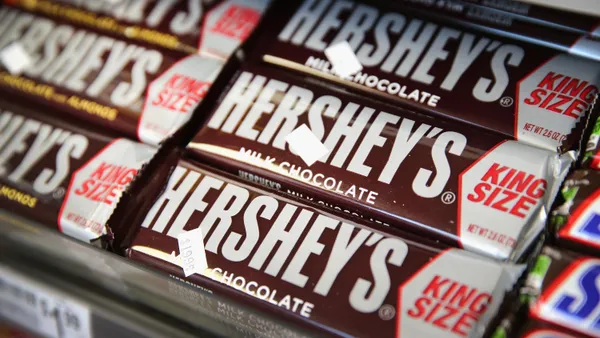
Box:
128 157 523 338
519 246 600 338
187 62 571 260
0 6 224 146
5 0 271 58
465 0 600 37
551 169 600 256
397 0 600 57
246 0 600 152
0 95 156 242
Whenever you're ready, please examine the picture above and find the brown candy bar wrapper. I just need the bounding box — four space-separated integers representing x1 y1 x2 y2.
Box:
187 61 574 261
5 0 271 58
0 6 226 146
244 0 600 152
126 155 525 338
464 0 600 37
0 95 156 243
397 0 600 61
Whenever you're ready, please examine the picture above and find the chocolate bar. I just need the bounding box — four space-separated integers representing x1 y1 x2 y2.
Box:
397 0 600 59
551 169 600 256
0 6 224 145
517 246 600 338
583 116 600 169
126 156 524 338
0 95 156 243
187 62 572 260
5 0 271 58
245 0 600 152
465 0 600 37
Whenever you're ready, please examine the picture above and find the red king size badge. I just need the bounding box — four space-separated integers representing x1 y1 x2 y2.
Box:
397 249 518 338
138 55 224 146
516 54 600 151
199 0 270 59
458 141 556 259
58 138 156 242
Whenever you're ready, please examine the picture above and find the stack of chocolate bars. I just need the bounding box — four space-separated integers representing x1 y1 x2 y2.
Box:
1 0 600 337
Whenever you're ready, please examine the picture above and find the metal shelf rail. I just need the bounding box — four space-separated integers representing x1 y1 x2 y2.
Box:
0 211 318 338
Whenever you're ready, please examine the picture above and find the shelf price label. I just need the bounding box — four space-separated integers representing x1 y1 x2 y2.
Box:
0 265 91 338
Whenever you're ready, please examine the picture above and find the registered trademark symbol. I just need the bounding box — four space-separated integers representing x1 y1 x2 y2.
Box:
441 191 456 204
379 305 395 320
499 96 514 107
53 188 65 199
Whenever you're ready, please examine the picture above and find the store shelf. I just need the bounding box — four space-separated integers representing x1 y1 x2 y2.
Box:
0 211 319 338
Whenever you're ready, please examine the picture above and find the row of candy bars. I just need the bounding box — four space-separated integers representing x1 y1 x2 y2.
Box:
1 0 600 337
1 0 599 150
0 1 269 145
0 0 270 242
115 1 600 337
488 6 600 337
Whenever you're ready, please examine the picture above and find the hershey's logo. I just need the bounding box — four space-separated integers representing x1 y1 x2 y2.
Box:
74 162 137 205
143 166 410 314
278 0 525 102
0 109 89 194
467 163 547 218
51 0 203 35
0 7 163 107
207 71 468 198
524 72 598 119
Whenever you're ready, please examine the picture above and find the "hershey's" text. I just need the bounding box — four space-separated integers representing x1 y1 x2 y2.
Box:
143 166 410 314
278 0 524 103
0 7 163 108
207 71 467 199
0 109 89 195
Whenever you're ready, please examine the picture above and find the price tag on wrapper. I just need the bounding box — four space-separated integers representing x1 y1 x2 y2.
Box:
324 41 363 78
0 42 32 75
177 228 209 277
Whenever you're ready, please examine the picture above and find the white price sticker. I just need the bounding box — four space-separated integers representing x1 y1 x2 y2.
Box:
324 41 363 78
0 266 91 338
177 228 208 277
285 124 329 167
0 43 33 75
